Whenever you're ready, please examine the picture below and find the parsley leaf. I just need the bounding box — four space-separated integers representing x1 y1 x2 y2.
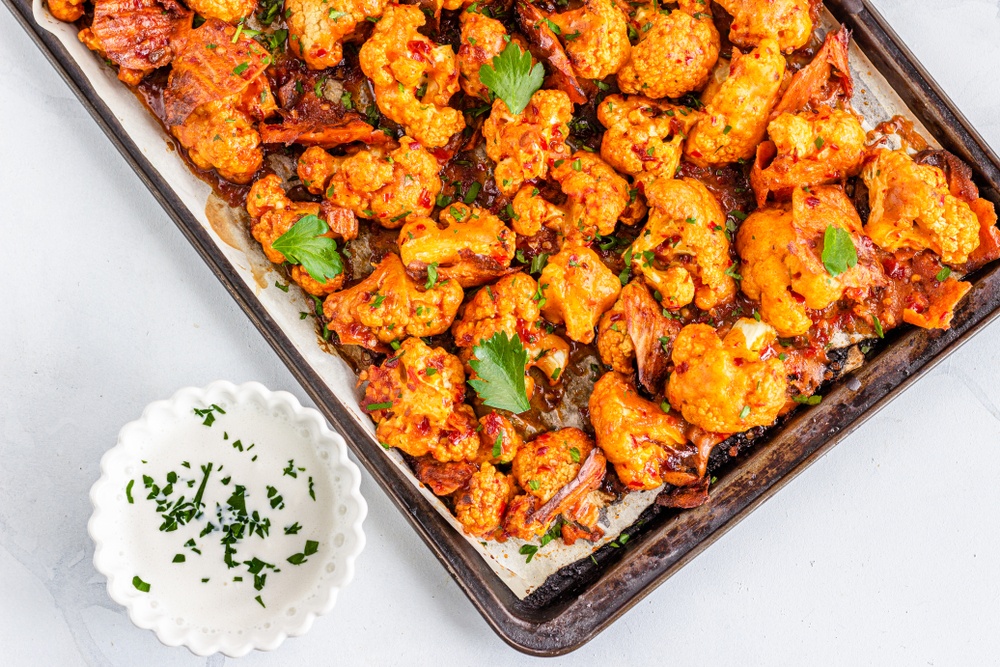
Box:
272 214 344 283
820 225 858 277
468 332 531 413
478 43 544 115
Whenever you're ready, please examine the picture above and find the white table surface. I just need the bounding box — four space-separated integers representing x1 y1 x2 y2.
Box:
3 1 1000 664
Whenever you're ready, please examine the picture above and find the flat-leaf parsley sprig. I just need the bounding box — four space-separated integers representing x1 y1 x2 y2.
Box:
478 42 544 115
467 331 531 414
272 214 344 284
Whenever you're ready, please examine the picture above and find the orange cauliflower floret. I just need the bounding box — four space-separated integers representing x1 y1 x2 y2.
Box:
862 149 981 266
298 136 441 228
617 0 720 99
668 318 788 434
512 428 595 503
539 247 622 344
475 411 523 465
323 253 463 351
511 152 630 246
359 4 464 147
287 0 389 70
597 94 700 188
184 0 255 23
590 372 706 490
247 175 350 296
483 89 573 197
737 185 887 337
685 38 786 166
751 107 867 205
628 177 736 311
451 272 570 396
363 337 480 462
454 463 516 538
715 0 814 54
49 0 86 21
548 0 631 80
398 203 516 288
457 11 511 100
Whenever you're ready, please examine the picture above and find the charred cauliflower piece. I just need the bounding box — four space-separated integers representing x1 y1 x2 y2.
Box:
483 89 573 197
539 247 622 344
363 337 479 462
668 318 788 434
715 0 814 54
862 149 981 266
751 107 867 205
451 272 570 396
512 428 595 502
616 0 720 100
590 372 705 490
298 136 441 228
323 253 463 351
548 0 631 80
398 203 516 288
737 185 887 337
185 0 255 23
454 463 516 538
685 38 786 166
458 11 512 100
359 4 464 147
629 177 736 311
598 94 700 188
475 411 524 465
511 152 630 246
287 0 389 70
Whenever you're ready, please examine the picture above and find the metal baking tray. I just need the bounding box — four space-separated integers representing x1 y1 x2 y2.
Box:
9 0 1000 654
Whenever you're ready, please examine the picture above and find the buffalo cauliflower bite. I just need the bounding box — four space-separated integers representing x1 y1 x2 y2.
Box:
862 149 982 266
49 0 85 21
413 458 476 496
715 0 814 54
184 0 255 23
684 38 786 166
512 428 595 503
398 203 516 288
247 175 349 295
454 463 516 538
323 253 463 351
539 247 622 344
458 11 511 100
451 272 570 396
668 318 788 434
629 177 736 311
297 136 441 228
737 185 887 337
590 372 705 490
597 94 700 188
751 107 867 205
362 337 480 462
287 0 389 70
547 0 631 80
358 4 465 147
476 411 524 465
616 0 720 100
511 152 630 246
483 89 573 197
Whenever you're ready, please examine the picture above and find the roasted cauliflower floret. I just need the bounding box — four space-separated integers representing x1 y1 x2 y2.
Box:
247 174 349 295
451 273 570 396
751 107 867 205
715 0 814 54
598 94 699 188
413 457 476 496
184 0 255 23
862 149 981 266
287 0 389 70
363 337 479 462
616 0 720 100
483 89 573 197
737 185 887 337
398 203 516 288
668 318 788 434
685 38 786 166
454 463 516 538
49 0 86 21
539 247 621 344
298 136 441 228
511 152 630 246
628 177 736 311
457 11 511 100
512 428 595 502
590 372 705 490
358 4 464 147
475 411 524 465
323 253 463 351
547 0 631 80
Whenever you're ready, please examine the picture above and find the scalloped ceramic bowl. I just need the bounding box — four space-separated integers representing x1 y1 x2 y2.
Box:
89 381 366 657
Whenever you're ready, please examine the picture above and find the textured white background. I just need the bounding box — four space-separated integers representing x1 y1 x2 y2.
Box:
2 1 1000 664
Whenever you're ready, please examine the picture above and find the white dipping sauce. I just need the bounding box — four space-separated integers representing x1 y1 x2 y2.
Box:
120 397 339 632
